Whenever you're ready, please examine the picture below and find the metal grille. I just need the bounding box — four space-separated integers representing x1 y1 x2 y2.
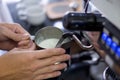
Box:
103 67 120 80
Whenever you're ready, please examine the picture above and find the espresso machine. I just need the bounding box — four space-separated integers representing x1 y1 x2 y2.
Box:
57 0 120 80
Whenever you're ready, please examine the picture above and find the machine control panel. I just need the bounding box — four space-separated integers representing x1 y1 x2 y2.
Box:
98 19 120 76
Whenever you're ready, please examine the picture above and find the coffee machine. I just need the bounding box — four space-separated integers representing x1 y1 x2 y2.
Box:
60 0 120 80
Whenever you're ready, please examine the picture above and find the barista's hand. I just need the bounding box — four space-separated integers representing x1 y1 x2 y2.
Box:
11 42 36 51
86 31 105 54
86 32 100 47
0 23 33 50
0 48 70 80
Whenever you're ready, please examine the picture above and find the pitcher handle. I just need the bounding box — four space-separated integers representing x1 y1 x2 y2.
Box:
72 32 93 50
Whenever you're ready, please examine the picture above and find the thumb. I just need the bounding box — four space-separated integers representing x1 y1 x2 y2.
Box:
4 28 30 41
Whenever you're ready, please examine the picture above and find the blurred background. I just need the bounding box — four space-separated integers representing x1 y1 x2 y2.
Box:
0 0 83 35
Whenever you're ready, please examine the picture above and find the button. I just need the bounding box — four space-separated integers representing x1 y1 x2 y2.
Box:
116 47 120 58
106 37 112 47
101 32 108 41
111 41 117 52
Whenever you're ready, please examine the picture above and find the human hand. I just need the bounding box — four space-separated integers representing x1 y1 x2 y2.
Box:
86 31 105 54
86 31 100 47
0 23 33 50
11 42 36 51
0 48 70 80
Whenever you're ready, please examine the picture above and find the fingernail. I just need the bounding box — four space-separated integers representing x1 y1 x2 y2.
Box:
22 34 30 40
62 63 67 67
66 55 71 59
56 71 61 76
58 48 65 53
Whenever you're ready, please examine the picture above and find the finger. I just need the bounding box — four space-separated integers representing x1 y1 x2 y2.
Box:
21 34 30 40
28 42 36 50
0 23 29 35
18 40 30 46
34 63 67 75
34 48 66 59
11 23 30 34
1 23 30 41
18 41 36 50
22 42 36 50
18 39 33 48
33 54 70 68
9 47 35 52
6 32 30 41
34 71 61 80
11 23 31 40
10 48 66 58
18 45 31 49
2 27 28 41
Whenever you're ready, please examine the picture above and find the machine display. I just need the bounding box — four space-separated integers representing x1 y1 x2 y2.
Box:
63 12 104 31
